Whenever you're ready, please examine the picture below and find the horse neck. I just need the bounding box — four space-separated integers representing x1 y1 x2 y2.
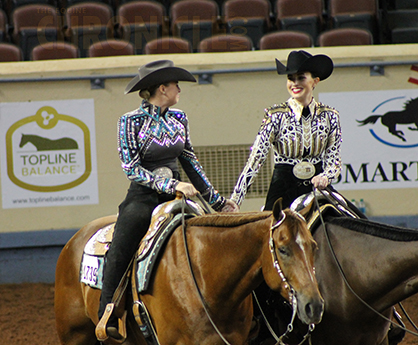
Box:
315 223 418 310
190 217 270 302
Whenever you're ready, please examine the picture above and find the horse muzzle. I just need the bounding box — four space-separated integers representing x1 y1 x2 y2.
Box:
296 294 324 325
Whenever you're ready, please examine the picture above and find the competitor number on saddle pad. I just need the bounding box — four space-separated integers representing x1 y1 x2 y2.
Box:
80 254 104 289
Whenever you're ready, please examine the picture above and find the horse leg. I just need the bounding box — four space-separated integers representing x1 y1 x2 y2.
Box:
386 125 405 141
382 119 406 141
407 122 418 131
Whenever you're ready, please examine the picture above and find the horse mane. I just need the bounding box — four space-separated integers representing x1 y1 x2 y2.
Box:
404 97 418 112
186 211 271 228
328 217 418 242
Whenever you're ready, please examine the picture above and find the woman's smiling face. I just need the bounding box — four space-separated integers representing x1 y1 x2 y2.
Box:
287 72 319 106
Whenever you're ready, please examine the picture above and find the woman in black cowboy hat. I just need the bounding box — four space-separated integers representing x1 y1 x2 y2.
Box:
97 60 238 341
226 51 378 344
226 50 341 211
222 50 341 343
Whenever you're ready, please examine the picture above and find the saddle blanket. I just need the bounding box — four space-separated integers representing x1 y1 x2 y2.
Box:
79 198 203 290
80 223 115 289
135 213 194 293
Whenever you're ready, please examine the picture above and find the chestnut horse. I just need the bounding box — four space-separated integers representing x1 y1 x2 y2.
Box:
276 210 418 345
55 200 324 345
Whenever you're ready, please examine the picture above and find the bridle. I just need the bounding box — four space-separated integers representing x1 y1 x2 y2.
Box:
181 196 315 344
256 210 316 345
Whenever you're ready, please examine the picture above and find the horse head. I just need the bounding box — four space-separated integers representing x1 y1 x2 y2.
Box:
19 134 28 148
263 198 324 326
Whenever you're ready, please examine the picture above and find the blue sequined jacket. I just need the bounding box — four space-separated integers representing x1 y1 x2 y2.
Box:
117 100 225 210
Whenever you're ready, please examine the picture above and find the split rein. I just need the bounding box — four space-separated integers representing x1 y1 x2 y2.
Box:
180 194 232 344
180 194 314 345
314 187 418 339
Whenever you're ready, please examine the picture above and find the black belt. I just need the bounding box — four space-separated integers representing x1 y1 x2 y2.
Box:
274 162 323 186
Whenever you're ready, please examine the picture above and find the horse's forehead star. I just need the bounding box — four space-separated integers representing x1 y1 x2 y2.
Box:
295 232 305 249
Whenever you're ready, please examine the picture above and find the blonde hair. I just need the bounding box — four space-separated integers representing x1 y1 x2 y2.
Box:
139 82 171 100
139 89 151 100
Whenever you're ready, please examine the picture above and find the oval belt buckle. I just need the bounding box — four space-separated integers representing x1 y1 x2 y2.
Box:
293 162 315 180
152 167 173 179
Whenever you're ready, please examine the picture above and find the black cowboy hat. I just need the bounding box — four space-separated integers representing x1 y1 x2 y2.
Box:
125 60 196 94
275 50 333 81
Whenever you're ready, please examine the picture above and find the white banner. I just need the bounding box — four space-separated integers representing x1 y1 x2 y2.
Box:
319 89 418 191
0 99 99 208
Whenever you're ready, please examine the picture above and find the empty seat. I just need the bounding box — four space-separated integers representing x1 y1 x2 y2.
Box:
0 42 23 61
11 4 61 60
170 0 219 52
223 0 271 49
328 0 378 42
64 2 114 57
31 41 79 60
259 30 312 49
198 34 253 52
116 0 166 55
383 9 418 44
8 0 56 16
59 0 112 10
144 37 192 54
88 39 134 56
275 0 323 42
318 28 373 46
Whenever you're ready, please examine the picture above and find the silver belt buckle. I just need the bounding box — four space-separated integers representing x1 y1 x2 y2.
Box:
152 167 173 179
293 162 315 180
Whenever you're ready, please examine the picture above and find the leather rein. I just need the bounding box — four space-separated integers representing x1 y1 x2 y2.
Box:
314 187 418 339
180 195 310 344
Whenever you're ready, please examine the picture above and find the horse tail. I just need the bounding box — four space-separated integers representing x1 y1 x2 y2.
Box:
356 115 382 126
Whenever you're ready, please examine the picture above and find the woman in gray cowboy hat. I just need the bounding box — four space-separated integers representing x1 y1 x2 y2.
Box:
97 60 238 341
226 50 342 211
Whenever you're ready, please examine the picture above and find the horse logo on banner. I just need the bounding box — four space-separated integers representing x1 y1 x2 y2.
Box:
356 96 418 147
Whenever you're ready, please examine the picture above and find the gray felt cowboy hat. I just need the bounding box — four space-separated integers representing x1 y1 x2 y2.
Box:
125 60 196 94
275 50 334 81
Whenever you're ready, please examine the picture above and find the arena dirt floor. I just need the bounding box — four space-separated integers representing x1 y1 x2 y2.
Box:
1 282 418 345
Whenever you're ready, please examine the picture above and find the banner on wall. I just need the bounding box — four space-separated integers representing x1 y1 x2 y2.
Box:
319 89 418 191
0 99 99 209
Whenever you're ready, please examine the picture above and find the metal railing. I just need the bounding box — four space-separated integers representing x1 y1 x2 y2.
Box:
0 59 417 87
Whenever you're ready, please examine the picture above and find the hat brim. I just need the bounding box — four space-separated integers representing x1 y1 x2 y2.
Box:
125 67 196 94
276 55 333 81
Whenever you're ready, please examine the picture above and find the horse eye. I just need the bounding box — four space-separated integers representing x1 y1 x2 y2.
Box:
278 246 289 256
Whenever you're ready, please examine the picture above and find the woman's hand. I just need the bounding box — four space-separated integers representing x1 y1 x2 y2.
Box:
175 182 198 198
311 175 329 189
222 200 240 213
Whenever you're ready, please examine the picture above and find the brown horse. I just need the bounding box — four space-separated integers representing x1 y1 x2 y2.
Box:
55 200 324 345
276 211 418 345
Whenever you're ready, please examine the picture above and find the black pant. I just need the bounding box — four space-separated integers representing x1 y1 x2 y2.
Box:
264 163 323 211
98 182 175 320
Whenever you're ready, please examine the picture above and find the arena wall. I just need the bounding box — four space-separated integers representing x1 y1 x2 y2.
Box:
0 44 417 283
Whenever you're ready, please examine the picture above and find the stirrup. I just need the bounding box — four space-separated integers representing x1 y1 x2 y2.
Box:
96 303 127 345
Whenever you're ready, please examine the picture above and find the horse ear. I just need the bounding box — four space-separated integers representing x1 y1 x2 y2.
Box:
272 198 284 221
298 202 313 219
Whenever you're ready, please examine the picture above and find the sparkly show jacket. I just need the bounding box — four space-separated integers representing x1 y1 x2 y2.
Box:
118 100 225 210
231 97 342 206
